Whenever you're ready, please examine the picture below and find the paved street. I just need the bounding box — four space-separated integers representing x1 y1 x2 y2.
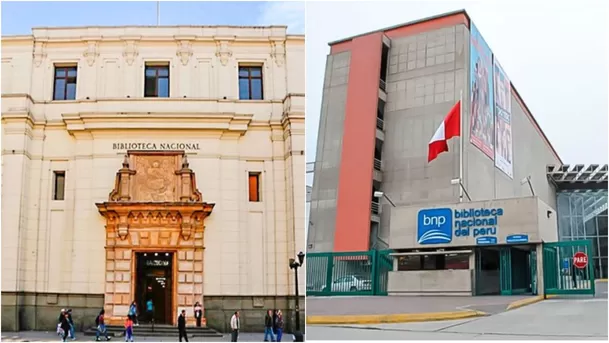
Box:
307 297 608 340
0 331 277 342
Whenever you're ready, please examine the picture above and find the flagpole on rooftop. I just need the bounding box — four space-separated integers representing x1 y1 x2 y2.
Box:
459 90 464 203
157 1 160 26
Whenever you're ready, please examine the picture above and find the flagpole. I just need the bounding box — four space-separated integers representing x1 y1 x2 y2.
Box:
157 1 160 26
459 90 464 203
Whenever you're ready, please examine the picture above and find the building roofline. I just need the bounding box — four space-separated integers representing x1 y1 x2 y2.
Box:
1 35 34 42
30 24 289 31
328 9 469 46
2 25 302 41
511 84 563 164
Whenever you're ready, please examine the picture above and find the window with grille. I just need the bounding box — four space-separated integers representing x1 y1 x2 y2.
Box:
238 66 263 100
144 63 170 97
53 66 77 100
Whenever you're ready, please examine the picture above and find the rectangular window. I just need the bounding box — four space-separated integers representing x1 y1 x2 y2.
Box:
238 65 263 100
380 44 389 83
445 254 470 269
53 66 77 100
53 171 65 201
248 172 261 202
397 253 469 271
397 256 421 271
144 63 170 97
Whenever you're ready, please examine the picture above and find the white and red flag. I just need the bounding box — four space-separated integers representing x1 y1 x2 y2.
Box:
428 100 461 163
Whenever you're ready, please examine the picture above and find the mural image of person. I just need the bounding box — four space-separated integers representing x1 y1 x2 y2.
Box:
471 60 482 136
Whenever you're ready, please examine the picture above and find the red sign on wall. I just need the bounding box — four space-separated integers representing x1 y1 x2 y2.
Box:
573 252 588 269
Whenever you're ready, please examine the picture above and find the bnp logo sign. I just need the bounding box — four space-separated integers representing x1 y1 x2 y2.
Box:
417 207 503 245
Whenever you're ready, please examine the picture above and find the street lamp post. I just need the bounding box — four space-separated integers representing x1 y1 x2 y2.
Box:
289 251 305 341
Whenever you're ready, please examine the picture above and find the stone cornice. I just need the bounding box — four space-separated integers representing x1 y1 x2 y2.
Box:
1 112 37 127
61 112 253 135
2 26 295 45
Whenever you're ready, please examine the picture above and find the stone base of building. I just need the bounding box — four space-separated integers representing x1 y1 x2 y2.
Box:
1 292 305 333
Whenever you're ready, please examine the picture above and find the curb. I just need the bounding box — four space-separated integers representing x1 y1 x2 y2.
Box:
506 294 557 311
306 310 486 325
597 279 608 283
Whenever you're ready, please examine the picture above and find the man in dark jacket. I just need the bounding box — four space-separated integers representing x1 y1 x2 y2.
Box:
178 309 189 342
263 310 275 342
60 312 72 342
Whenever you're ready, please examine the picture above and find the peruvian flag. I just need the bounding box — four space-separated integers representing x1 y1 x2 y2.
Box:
428 100 461 163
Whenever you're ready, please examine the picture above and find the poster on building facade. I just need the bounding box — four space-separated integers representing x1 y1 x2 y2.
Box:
493 59 514 178
469 23 495 160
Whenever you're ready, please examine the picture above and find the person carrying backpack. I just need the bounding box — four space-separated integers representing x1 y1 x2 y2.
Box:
128 301 139 326
95 309 111 341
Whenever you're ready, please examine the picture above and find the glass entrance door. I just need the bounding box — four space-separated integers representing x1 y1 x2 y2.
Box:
135 252 174 324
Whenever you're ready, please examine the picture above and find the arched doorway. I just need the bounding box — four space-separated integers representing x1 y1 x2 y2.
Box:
96 151 214 325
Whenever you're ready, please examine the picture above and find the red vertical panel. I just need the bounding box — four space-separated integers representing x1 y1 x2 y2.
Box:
333 32 383 252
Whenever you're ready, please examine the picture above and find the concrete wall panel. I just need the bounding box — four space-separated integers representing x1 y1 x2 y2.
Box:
307 52 351 252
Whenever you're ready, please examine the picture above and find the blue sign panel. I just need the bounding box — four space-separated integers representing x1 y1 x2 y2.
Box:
417 207 504 245
417 208 453 245
506 234 529 244
476 236 497 245
562 258 569 270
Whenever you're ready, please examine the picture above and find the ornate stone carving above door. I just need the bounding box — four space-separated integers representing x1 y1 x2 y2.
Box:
133 155 178 202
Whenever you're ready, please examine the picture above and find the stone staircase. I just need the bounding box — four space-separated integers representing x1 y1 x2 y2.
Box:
83 324 223 338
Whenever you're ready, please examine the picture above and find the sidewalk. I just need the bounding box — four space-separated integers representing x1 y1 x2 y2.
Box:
307 295 530 316
1 331 280 342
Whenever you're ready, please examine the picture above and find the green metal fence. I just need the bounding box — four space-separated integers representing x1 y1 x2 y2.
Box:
306 250 394 296
543 240 596 295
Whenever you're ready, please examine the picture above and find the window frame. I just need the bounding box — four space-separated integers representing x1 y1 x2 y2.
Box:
53 65 78 101
248 172 261 202
53 171 66 201
238 65 264 100
396 253 470 271
144 63 170 98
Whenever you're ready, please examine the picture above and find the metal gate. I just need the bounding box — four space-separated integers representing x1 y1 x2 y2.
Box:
306 250 393 296
543 240 596 295
499 247 512 295
374 250 394 295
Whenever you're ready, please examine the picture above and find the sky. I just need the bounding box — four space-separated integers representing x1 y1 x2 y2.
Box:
0 1 305 34
305 0 609 171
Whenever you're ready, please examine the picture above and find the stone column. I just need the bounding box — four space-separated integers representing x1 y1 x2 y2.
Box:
177 248 198 326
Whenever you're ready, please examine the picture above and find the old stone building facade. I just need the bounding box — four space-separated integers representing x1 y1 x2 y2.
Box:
1 25 305 332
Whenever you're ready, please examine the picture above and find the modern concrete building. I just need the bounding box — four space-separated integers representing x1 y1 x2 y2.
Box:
307 10 606 296
1 25 305 332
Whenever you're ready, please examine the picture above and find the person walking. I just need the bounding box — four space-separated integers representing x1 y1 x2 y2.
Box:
57 309 65 338
230 311 240 342
145 299 154 324
263 309 275 342
67 309 76 340
124 315 134 342
58 309 65 325
275 310 284 342
178 309 189 342
193 302 203 327
95 309 111 341
59 312 71 342
128 301 139 326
